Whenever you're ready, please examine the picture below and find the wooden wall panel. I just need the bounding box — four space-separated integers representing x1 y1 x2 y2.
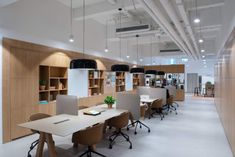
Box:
144 64 185 73
215 28 235 156
2 38 133 143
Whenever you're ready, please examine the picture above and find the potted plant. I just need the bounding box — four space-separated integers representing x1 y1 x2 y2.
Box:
104 96 115 109
39 80 46 90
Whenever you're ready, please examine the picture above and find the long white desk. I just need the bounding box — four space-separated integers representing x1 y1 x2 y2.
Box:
19 104 127 157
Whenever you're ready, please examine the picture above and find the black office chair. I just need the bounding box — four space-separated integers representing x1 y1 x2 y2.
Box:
163 95 177 115
27 113 51 157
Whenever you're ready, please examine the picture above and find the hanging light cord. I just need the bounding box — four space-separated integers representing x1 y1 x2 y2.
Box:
151 36 153 65
119 8 122 60
82 0 85 58
136 35 139 65
195 0 198 18
105 20 108 49
70 0 73 36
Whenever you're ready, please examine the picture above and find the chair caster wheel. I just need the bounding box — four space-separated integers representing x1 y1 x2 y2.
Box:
109 145 112 149
28 154 31 157
176 113 178 115
148 129 150 133
127 127 129 131
109 139 112 142
134 132 137 135
129 145 132 149
140 125 142 129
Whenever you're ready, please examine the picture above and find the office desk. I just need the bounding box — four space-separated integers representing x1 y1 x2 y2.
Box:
140 98 159 119
19 105 127 157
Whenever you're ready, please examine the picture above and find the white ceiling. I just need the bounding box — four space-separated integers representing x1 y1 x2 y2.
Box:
57 0 106 8
0 0 233 76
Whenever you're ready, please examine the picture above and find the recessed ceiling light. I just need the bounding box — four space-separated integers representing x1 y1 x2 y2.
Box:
140 58 143 62
202 55 205 58
201 49 205 53
199 39 204 43
104 48 109 53
126 55 130 58
202 59 206 62
194 18 200 23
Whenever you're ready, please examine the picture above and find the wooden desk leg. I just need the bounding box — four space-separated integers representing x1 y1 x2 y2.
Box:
36 132 46 157
45 133 57 157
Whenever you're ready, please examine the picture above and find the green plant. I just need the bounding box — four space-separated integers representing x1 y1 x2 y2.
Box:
104 96 115 105
39 80 46 86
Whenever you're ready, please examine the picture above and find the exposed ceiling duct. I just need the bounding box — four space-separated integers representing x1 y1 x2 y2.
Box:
175 0 201 59
159 0 200 59
137 0 197 60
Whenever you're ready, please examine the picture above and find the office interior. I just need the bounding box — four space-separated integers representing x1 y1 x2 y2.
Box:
0 0 235 157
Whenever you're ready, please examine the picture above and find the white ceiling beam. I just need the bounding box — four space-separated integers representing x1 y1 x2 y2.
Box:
73 1 141 21
187 2 224 11
0 0 18 7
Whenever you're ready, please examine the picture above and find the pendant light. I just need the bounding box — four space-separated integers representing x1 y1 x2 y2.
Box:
130 35 144 74
104 19 109 52
193 0 200 24
111 8 129 72
70 0 97 70
69 0 74 42
145 70 157 75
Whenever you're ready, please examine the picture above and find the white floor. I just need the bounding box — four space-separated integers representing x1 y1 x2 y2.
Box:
0 95 233 157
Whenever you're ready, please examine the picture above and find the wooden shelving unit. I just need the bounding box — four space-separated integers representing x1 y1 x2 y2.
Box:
133 74 140 89
39 65 68 104
88 70 104 96
115 72 125 92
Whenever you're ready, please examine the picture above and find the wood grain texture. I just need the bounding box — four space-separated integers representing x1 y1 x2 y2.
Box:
2 38 133 143
215 28 235 156
143 64 185 73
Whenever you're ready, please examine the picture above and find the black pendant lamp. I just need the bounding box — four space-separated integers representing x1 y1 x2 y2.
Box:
70 0 97 70
111 64 129 72
111 8 129 72
156 71 165 76
130 35 145 74
145 70 157 75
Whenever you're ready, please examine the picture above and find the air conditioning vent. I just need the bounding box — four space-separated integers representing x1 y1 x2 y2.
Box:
160 49 182 53
116 24 150 34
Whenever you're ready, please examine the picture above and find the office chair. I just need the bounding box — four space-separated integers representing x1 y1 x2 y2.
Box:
72 123 106 157
151 99 164 120
163 95 177 115
107 112 132 149
27 113 51 157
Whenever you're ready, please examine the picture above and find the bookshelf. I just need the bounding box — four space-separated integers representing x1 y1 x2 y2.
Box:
133 74 140 89
115 72 125 92
39 65 68 104
88 70 104 96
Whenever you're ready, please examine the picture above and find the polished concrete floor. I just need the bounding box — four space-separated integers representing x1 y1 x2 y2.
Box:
0 95 233 157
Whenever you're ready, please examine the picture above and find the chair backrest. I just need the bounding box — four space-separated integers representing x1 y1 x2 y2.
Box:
137 86 167 105
56 95 78 115
75 123 104 146
116 92 140 120
29 113 51 133
151 99 163 109
108 112 130 129
165 85 177 97
167 95 174 105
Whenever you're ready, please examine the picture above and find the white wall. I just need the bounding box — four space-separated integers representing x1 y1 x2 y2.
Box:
0 37 2 144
